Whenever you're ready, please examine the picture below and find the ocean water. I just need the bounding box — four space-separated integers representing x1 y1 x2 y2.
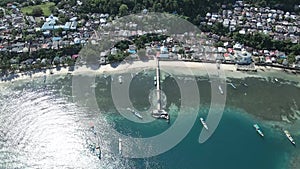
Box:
0 70 299 169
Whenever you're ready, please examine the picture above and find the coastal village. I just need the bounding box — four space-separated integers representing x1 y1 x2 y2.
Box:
0 1 299 167
0 0 299 79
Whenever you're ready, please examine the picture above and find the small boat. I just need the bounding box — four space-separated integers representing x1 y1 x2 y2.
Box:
253 124 264 137
118 76 122 84
243 83 248 87
151 110 169 121
119 138 122 155
127 108 143 119
133 111 143 119
228 83 236 89
284 130 296 145
90 126 97 135
218 85 224 95
152 113 170 121
275 78 278 82
90 83 97 88
95 146 101 159
200 118 208 130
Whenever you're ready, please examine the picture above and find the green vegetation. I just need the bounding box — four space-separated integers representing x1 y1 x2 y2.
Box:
73 0 299 22
232 32 300 55
21 2 55 16
0 0 23 7
0 45 81 74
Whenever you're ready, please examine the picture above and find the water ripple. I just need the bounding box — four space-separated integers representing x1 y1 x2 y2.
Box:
0 85 131 169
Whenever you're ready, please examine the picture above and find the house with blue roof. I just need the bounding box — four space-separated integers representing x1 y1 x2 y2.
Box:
41 15 77 31
235 51 252 65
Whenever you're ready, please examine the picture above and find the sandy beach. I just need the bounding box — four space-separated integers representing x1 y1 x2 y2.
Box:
1 60 299 84
1 60 300 169
2 60 299 123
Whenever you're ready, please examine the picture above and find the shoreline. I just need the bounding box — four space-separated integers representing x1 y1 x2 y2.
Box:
1 60 299 123
1 61 299 84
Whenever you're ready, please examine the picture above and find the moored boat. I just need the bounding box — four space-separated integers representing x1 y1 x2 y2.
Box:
284 130 295 145
127 108 143 119
134 111 143 119
95 146 101 159
151 110 169 121
218 85 224 95
200 118 208 130
118 76 123 84
228 83 237 89
253 124 264 137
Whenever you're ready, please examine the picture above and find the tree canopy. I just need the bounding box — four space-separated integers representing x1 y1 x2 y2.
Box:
31 6 43 16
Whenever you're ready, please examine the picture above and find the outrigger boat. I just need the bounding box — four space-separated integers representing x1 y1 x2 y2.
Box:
284 130 296 146
253 124 264 137
200 118 208 130
127 108 143 119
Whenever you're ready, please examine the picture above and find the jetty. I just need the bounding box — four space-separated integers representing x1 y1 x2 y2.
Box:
151 56 169 122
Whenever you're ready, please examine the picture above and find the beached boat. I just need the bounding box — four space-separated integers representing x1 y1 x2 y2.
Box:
218 85 224 94
284 130 295 145
127 108 143 119
200 118 208 130
253 124 264 137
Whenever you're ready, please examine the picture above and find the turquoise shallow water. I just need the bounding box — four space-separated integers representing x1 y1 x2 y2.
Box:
111 106 293 169
0 71 299 169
